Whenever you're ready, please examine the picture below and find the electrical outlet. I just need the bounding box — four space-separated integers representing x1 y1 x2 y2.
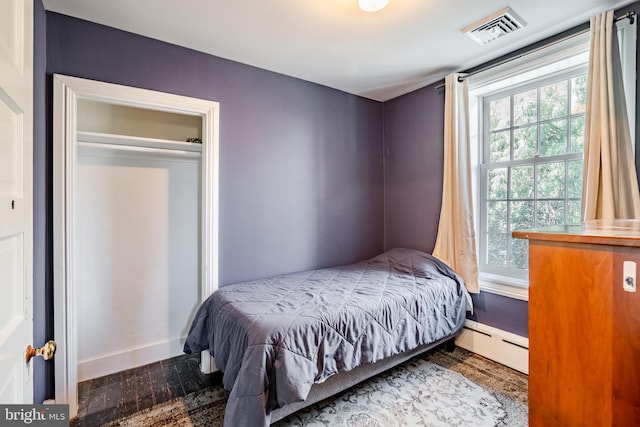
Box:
623 261 636 292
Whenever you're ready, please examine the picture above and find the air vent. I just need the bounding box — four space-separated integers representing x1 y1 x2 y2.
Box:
462 7 527 45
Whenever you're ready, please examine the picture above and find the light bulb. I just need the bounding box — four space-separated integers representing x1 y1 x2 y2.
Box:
358 0 389 13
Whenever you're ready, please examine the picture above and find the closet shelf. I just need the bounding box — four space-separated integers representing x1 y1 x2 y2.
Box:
76 131 203 152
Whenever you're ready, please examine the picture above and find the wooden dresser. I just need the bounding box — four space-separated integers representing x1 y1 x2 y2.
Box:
513 220 640 426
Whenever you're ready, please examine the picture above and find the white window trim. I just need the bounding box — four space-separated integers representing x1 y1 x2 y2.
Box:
618 18 637 153
478 273 529 301
469 21 637 299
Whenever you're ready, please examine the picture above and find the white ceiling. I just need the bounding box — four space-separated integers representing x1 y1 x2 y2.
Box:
42 0 637 101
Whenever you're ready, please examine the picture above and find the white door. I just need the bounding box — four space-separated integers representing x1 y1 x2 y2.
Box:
0 0 34 404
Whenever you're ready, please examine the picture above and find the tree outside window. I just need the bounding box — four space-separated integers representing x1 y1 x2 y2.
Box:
480 68 587 277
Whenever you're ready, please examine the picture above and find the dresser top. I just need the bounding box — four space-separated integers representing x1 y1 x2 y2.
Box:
512 219 640 247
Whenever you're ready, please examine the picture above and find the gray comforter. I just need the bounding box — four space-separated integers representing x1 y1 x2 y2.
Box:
184 248 468 427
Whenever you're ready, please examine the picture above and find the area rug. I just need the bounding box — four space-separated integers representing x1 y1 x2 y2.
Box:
105 347 527 426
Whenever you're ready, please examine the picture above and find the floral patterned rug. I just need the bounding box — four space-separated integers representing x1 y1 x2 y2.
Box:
106 347 528 427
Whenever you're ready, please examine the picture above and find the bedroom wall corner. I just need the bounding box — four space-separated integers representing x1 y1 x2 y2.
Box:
381 70 531 341
382 83 445 254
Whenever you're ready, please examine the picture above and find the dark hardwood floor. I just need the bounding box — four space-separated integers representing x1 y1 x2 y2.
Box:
71 353 221 427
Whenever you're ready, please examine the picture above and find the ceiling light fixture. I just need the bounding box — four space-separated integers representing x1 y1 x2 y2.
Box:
358 0 389 13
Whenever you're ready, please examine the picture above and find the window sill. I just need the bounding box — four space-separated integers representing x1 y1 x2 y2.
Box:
478 273 529 301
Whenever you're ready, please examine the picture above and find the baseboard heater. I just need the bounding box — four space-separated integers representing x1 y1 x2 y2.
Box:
455 320 529 374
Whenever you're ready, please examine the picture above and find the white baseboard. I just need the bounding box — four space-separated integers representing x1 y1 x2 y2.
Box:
77 337 186 382
455 320 529 374
76 324 527 382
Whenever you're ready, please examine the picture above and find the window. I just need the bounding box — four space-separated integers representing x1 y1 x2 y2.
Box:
468 21 637 299
481 68 587 280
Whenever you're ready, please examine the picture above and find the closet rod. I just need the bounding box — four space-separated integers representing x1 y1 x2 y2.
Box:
433 11 636 90
77 141 202 159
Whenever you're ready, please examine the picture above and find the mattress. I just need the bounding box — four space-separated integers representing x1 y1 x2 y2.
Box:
184 248 469 427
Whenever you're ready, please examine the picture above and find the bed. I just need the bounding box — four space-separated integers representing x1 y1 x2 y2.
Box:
184 248 471 427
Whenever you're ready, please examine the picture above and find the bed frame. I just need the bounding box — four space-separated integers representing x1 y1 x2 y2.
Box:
269 332 460 423
186 248 469 426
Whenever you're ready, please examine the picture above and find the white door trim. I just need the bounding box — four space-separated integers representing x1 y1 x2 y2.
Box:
53 74 219 416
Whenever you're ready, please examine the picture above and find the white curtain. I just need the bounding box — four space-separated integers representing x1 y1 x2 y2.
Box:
433 73 479 293
582 10 640 220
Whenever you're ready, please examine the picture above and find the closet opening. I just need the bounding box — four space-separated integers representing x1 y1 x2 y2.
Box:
53 75 219 417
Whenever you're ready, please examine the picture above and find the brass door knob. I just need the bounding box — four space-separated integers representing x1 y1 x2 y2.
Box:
26 340 56 363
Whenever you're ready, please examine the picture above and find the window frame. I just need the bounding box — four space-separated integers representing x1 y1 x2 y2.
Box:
468 20 637 300
478 66 587 281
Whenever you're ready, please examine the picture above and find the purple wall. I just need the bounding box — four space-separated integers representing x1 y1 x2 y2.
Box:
383 85 445 253
34 1 640 402
468 292 528 337
381 1 640 339
45 12 385 283
382 83 529 337
36 12 384 401
33 0 50 404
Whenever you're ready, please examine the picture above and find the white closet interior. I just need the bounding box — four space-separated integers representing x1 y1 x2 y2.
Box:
76 100 203 381
54 75 219 416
